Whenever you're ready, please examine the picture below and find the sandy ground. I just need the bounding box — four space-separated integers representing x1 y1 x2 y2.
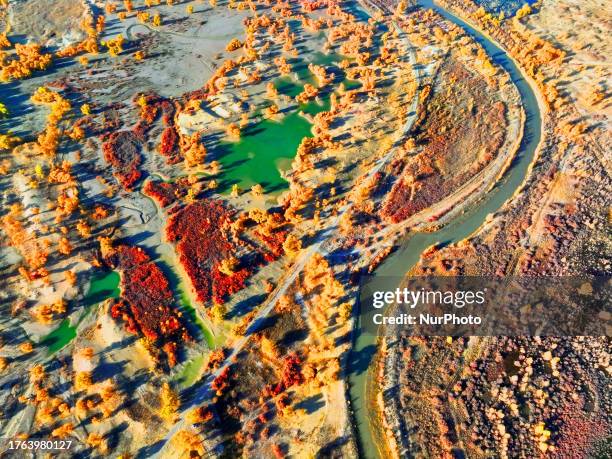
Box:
524 0 611 120
119 7 249 98
8 0 88 47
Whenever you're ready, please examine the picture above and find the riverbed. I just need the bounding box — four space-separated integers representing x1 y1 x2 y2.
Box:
347 1 544 457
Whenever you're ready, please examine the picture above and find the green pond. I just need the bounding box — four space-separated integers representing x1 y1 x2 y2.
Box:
156 254 215 388
214 105 324 194
40 257 216 357
41 271 121 354
215 52 359 194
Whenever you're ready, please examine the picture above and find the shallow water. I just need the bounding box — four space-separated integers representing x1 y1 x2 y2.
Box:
41 271 121 354
214 52 356 194
157 255 216 348
175 354 206 388
215 106 323 194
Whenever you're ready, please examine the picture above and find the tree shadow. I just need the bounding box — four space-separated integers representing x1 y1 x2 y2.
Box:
92 358 128 385
346 344 377 377
226 293 267 320
316 435 351 458
294 393 325 415
246 313 279 336
278 327 308 348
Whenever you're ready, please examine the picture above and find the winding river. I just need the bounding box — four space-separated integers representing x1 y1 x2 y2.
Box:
347 1 543 457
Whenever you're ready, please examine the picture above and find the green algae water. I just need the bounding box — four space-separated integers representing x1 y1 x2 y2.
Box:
42 271 121 354
178 287 215 348
41 319 77 355
175 354 206 388
347 0 544 457
215 107 323 194
41 260 216 356
215 52 357 194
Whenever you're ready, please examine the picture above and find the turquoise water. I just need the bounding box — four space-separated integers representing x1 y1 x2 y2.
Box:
214 106 324 194
41 271 121 354
214 52 357 194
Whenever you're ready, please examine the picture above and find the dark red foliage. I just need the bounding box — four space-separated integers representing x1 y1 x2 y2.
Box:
131 92 177 140
140 103 159 126
94 104 125 136
551 400 610 459
262 382 285 398
206 348 227 371
158 126 181 164
143 177 193 209
382 61 506 223
275 393 290 411
182 88 209 101
111 300 139 334
143 180 177 208
199 406 214 423
382 155 471 223
255 229 288 262
253 212 289 261
158 100 176 122
105 244 150 268
212 367 231 394
166 201 252 304
163 342 178 367
106 245 190 367
271 443 285 459
132 121 149 140
281 353 304 388
102 131 142 190
212 264 251 306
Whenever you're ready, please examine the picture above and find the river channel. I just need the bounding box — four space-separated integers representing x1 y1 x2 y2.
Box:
347 1 543 457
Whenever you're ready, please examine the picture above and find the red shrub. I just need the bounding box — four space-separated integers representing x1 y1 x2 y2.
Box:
551 400 610 459
253 212 289 261
106 245 190 367
140 104 159 125
143 178 192 209
143 180 177 208
166 201 252 304
183 88 209 101
111 300 139 335
381 63 506 223
254 229 288 261
212 264 251 305
206 348 226 370
158 126 180 164
281 353 304 388
131 92 177 140
276 393 290 411
105 244 150 268
212 367 231 395
271 444 284 459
